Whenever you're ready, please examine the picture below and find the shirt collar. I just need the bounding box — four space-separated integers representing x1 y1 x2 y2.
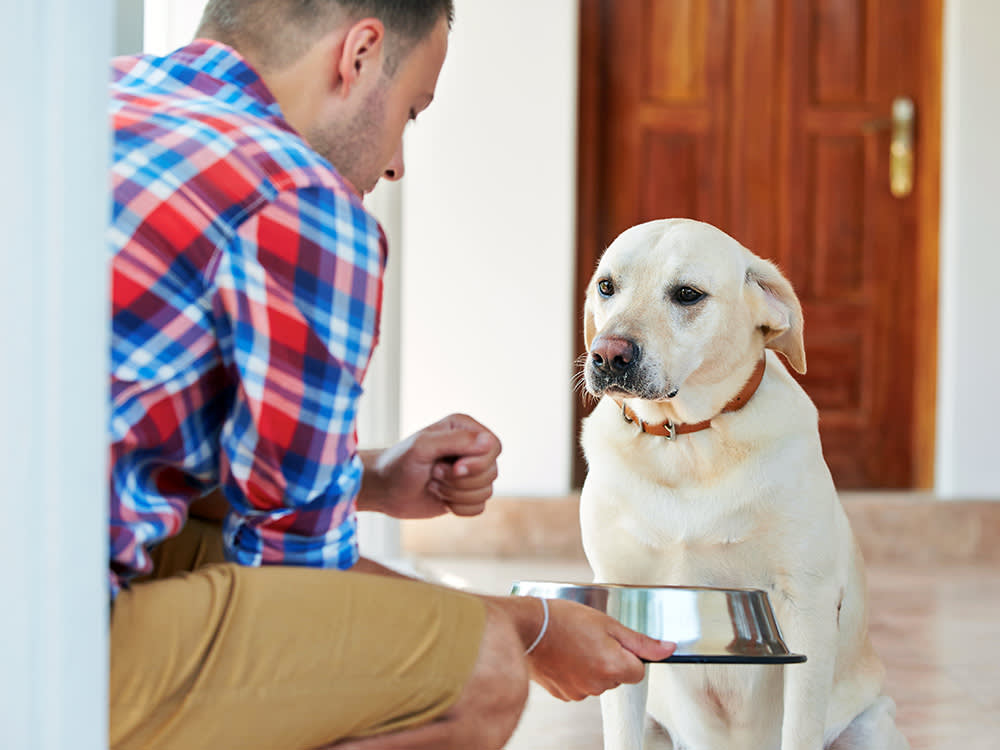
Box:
168 39 287 124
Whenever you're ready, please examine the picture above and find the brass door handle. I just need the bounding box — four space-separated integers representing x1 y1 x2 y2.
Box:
862 97 915 198
889 97 915 197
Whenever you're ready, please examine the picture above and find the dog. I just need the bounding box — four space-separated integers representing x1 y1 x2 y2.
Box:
578 219 908 750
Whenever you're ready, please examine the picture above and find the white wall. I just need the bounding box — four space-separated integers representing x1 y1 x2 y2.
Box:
143 0 208 54
936 0 1000 498
115 0 144 53
0 2 112 749
400 0 580 496
357 181 405 559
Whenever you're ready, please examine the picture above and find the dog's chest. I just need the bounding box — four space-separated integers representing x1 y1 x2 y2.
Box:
580 412 795 588
582 480 782 591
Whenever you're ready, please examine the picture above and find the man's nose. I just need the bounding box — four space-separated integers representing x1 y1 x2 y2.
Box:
383 143 405 181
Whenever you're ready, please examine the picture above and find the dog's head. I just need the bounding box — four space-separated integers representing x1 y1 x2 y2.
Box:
583 219 805 402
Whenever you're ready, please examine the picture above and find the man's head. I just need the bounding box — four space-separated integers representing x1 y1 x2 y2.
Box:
198 0 453 194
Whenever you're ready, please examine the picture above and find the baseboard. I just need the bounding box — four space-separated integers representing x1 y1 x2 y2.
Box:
401 493 1000 566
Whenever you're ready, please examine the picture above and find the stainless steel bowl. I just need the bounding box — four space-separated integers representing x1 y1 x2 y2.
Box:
511 581 806 664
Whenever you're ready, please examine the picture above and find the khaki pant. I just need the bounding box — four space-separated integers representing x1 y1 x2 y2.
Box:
109 519 486 750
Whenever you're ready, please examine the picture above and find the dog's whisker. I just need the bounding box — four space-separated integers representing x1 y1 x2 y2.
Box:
569 368 600 405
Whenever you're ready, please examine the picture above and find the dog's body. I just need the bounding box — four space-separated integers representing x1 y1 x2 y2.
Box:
579 219 908 750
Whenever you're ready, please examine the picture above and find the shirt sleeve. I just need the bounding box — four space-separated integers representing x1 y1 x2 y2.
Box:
210 184 386 569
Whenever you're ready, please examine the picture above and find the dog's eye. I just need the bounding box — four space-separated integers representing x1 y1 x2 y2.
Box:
597 279 615 297
673 286 705 306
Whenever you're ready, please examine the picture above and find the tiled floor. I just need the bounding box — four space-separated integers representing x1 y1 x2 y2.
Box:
414 556 1000 750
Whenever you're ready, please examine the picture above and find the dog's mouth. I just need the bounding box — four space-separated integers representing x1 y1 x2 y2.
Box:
600 385 679 401
585 368 678 402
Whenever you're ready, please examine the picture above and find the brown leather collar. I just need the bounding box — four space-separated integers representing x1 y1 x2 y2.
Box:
613 357 767 440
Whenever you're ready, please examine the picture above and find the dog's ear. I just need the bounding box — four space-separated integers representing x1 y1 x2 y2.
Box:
583 291 597 351
583 271 599 351
746 257 807 374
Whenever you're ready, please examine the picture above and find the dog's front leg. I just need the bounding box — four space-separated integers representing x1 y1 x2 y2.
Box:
779 602 838 750
600 669 649 750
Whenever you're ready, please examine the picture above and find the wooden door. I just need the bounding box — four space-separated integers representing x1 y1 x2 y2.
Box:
574 0 942 489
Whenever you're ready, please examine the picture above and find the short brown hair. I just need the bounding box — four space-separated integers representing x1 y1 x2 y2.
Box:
198 0 454 72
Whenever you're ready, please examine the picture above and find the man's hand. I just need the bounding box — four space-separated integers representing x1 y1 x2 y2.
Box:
358 414 502 519
492 595 676 701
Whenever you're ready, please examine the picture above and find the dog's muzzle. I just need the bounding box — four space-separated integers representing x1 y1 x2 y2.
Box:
587 335 643 394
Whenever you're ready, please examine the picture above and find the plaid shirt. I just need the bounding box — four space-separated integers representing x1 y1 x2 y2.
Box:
108 41 386 599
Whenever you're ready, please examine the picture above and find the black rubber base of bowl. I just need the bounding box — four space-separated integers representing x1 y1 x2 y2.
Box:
646 654 807 664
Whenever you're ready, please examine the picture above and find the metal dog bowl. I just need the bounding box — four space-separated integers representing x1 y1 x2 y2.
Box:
511 581 806 664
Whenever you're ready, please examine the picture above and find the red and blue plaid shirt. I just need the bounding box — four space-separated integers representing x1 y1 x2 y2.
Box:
108 41 386 599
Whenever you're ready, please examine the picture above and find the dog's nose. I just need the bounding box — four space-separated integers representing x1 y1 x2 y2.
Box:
590 336 640 376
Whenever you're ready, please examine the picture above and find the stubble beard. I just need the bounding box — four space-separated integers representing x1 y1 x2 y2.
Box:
306 82 387 196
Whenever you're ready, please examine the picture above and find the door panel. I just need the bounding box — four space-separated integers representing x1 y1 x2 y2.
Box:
574 0 941 489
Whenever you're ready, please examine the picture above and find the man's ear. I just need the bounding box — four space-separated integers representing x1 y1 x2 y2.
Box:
334 18 386 97
746 256 807 374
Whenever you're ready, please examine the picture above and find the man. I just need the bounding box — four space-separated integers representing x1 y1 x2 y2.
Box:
108 1 675 748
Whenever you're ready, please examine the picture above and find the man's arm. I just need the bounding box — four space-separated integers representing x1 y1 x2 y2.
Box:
211 185 383 569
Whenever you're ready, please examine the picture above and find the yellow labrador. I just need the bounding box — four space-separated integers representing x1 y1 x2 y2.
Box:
579 219 908 750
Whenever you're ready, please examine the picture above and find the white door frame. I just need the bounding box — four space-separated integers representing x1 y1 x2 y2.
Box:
0 2 112 749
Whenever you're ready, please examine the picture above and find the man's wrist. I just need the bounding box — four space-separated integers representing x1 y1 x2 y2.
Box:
356 449 388 512
484 594 545 654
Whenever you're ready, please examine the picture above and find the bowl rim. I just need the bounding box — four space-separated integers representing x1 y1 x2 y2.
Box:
512 580 772 595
